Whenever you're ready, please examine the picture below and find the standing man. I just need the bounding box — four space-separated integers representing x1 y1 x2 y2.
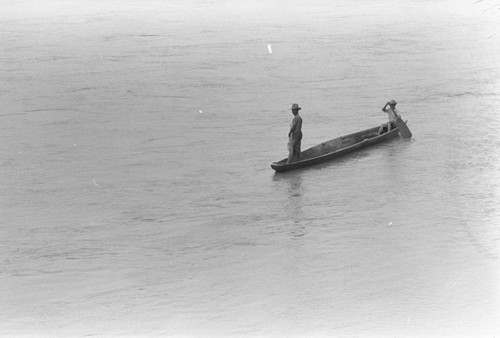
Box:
378 99 399 134
287 103 303 163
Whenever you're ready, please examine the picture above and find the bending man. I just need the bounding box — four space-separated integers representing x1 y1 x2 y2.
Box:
378 99 399 134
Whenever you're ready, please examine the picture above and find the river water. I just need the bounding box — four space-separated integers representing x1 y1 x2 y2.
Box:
1 0 499 337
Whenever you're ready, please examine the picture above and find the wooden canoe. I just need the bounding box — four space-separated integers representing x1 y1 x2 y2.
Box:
271 124 402 172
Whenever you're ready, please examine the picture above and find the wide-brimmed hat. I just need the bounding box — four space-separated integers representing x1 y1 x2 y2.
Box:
291 103 301 110
389 99 397 105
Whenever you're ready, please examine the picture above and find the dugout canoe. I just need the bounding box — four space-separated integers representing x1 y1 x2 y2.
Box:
270 124 403 172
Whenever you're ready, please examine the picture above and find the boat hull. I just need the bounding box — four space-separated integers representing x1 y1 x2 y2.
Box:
271 125 401 172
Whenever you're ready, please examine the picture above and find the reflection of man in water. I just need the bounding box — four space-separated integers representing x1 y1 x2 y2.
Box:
287 103 303 163
286 174 306 238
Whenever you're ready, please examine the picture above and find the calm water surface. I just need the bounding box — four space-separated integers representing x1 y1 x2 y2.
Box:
1 0 499 337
